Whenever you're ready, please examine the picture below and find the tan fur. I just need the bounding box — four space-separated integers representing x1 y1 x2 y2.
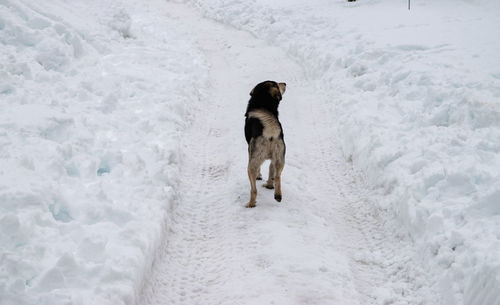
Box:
278 82 286 95
246 126 285 208
247 110 281 140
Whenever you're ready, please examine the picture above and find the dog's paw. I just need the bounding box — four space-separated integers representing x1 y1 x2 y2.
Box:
262 183 274 189
246 202 256 208
274 194 282 202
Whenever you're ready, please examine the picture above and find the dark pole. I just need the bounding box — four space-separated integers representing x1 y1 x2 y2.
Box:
408 0 410 10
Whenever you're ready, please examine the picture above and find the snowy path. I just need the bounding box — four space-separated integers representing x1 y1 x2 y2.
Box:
139 2 435 304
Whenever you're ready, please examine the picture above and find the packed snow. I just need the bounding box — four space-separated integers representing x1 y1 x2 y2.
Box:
184 0 500 304
1 0 499 304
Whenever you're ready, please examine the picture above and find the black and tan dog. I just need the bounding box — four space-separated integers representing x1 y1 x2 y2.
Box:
244 81 286 208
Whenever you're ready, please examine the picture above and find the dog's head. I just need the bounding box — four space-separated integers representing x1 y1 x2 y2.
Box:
250 81 286 102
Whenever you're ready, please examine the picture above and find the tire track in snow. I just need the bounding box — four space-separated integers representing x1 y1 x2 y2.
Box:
140 2 436 305
302 95 438 305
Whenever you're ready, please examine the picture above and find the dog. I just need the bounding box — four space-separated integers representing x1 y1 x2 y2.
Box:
244 80 286 208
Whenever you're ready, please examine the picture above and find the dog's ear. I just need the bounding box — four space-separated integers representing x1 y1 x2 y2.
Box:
250 87 254 96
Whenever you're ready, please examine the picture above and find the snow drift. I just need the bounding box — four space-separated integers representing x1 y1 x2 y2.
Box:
0 0 207 304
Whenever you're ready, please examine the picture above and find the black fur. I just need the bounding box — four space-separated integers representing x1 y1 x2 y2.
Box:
244 81 284 144
244 117 263 144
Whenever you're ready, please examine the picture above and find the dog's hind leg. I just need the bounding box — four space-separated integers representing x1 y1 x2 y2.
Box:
263 162 275 189
256 168 262 180
246 161 259 208
246 140 263 208
274 161 284 202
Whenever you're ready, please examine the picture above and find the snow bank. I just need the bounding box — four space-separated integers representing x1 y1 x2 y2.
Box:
183 0 500 303
0 0 207 304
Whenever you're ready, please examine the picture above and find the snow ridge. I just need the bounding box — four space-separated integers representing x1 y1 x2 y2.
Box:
0 0 207 304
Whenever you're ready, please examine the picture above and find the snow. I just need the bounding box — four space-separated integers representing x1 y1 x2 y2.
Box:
1 0 499 304
181 0 500 304
0 0 207 304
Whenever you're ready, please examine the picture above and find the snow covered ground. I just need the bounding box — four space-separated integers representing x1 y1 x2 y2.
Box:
140 3 437 305
1 0 499 304
183 0 500 304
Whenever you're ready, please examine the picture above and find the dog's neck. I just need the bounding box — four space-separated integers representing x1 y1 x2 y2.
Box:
245 96 279 117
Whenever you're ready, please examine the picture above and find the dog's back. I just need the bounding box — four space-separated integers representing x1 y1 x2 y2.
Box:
246 109 284 159
245 109 283 142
